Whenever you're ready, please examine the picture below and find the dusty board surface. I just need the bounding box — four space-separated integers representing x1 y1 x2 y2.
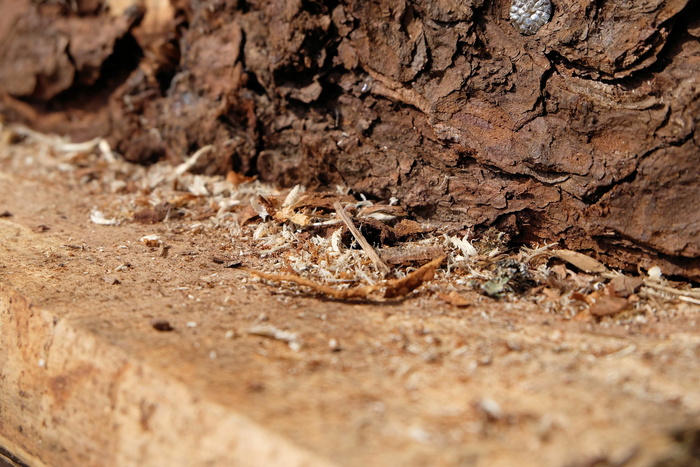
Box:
0 171 700 465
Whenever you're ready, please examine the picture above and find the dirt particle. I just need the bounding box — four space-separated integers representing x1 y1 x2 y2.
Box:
103 275 121 285
151 320 174 332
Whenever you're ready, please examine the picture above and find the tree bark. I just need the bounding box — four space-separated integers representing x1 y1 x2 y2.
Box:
1 0 699 279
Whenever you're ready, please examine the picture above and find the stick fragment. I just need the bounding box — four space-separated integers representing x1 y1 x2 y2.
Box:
246 255 445 301
333 201 391 276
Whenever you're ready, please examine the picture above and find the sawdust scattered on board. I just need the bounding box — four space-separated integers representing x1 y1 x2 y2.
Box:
1 123 698 323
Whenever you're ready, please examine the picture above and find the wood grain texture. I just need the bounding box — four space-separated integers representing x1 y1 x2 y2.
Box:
0 265 331 467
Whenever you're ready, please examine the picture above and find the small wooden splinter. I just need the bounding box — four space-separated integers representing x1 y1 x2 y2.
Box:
246 255 445 301
333 201 391 277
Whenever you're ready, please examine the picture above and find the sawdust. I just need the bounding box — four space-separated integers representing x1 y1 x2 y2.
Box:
1 124 700 466
2 122 697 319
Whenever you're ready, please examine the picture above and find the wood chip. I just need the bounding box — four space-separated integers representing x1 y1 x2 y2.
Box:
103 275 121 285
379 245 446 266
383 255 444 299
551 249 608 274
174 145 214 176
609 276 643 298
392 219 433 239
89 208 118 226
246 325 301 351
589 295 629 317
140 234 163 248
438 291 474 307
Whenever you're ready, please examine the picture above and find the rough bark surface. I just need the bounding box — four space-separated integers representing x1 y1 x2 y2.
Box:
0 0 699 279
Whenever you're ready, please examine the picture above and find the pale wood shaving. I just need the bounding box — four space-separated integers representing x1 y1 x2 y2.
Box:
550 249 609 274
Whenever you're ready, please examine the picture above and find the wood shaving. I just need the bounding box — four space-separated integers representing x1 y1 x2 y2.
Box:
89 208 119 226
549 249 609 274
247 325 301 351
140 234 163 247
3 123 696 320
174 145 214 176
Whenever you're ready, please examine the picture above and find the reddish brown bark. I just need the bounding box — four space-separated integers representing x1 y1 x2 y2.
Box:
0 0 699 279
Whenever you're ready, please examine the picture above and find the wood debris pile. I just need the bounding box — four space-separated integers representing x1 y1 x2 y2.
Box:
2 124 698 319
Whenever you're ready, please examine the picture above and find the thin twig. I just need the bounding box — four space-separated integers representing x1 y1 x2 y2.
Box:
334 201 391 276
678 296 700 306
642 287 700 306
643 281 700 298
245 255 444 301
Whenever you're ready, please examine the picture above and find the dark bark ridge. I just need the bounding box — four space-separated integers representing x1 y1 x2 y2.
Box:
0 0 698 279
